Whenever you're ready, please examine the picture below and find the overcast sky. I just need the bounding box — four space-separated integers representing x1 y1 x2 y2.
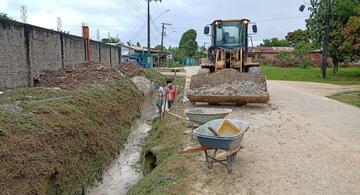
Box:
1 0 310 47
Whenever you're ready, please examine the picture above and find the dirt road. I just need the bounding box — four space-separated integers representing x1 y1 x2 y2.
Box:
183 66 360 194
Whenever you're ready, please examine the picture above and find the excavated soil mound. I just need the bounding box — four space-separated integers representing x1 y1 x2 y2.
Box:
131 76 152 94
118 62 146 77
36 63 123 88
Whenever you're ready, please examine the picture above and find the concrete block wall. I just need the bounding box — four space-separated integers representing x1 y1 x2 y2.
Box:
0 18 122 90
110 47 121 68
100 44 111 67
29 26 62 78
90 41 100 63
0 20 28 89
63 34 85 65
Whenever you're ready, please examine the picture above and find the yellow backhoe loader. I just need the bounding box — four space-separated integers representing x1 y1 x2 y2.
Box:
188 19 269 105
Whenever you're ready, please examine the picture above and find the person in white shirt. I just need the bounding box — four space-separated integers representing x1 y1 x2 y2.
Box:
155 83 164 113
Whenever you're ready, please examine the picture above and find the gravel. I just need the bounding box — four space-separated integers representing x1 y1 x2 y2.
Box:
131 76 152 94
188 80 268 96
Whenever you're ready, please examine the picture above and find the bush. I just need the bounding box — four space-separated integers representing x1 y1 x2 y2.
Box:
275 52 294 66
294 42 314 68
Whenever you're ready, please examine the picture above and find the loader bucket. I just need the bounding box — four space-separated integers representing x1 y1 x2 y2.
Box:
187 69 269 105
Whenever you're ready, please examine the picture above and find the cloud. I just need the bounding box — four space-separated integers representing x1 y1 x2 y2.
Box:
2 0 310 47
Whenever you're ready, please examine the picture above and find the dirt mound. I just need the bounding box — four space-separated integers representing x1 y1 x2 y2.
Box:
131 76 152 94
36 63 123 88
118 62 145 77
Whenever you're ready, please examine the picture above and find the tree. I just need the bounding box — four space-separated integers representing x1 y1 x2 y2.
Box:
339 16 360 62
260 38 290 47
306 0 360 74
0 12 13 20
155 45 166 51
294 42 314 68
136 42 141 47
101 37 119 44
178 29 198 58
286 29 312 46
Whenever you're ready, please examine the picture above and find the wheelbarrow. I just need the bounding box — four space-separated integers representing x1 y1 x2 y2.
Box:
185 108 232 125
168 108 232 135
181 119 249 173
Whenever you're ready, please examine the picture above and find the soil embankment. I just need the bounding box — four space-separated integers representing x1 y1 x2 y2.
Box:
0 62 164 194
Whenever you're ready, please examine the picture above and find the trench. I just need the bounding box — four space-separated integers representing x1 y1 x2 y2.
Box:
86 93 156 195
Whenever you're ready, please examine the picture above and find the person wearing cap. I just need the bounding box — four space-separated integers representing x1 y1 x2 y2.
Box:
166 83 176 109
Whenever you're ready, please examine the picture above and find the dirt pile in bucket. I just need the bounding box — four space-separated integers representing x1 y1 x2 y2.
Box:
188 69 268 97
188 80 268 96
35 62 123 88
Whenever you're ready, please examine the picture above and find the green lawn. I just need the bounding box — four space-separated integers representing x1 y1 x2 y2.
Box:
328 90 360 108
261 64 360 85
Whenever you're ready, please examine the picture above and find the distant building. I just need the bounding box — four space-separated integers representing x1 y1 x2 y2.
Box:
249 47 323 67
118 44 169 68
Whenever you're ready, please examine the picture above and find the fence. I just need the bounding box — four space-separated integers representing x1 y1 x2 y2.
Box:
0 18 121 90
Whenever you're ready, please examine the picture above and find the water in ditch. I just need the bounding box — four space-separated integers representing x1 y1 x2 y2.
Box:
86 120 151 195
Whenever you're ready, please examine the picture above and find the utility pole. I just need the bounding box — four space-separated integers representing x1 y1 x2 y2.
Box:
299 0 332 78
321 0 332 78
160 23 171 67
147 0 162 67
160 23 171 51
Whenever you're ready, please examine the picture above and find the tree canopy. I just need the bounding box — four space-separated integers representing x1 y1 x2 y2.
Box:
178 29 198 57
260 38 290 47
306 0 360 64
0 12 13 21
101 37 120 44
154 45 166 51
285 29 312 46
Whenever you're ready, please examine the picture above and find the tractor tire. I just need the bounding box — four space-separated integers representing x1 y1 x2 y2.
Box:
249 67 261 74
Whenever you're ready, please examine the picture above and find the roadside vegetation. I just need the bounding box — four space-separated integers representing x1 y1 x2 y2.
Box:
0 77 141 194
0 63 167 195
328 90 360 108
261 64 360 85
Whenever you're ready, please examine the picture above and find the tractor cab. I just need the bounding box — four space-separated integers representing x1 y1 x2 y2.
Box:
204 19 257 49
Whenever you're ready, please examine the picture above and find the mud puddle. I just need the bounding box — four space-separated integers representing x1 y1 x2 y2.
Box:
86 120 151 195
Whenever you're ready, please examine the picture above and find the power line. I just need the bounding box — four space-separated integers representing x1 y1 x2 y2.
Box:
253 16 308 23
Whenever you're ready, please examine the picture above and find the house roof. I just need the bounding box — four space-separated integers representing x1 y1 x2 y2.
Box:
249 47 322 53
118 43 170 54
